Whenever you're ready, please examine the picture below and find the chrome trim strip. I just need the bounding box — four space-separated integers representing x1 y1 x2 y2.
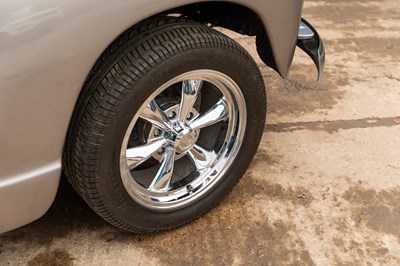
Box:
298 21 315 40
297 18 325 80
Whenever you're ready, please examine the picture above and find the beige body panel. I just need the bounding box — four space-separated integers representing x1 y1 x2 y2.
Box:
0 0 303 232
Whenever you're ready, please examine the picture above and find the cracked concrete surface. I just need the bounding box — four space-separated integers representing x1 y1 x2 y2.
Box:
1 0 400 265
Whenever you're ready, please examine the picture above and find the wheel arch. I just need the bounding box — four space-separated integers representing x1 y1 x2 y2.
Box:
64 0 302 167
165 2 279 73
77 0 302 92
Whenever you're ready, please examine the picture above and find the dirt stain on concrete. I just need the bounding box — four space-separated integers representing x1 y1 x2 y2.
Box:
244 174 313 207
304 1 397 29
265 64 346 117
265 37 399 118
343 185 400 242
265 116 400 134
325 37 400 64
27 249 74 266
101 173 314 265
139 216 313 265
332 237 393 265
251 147 280 166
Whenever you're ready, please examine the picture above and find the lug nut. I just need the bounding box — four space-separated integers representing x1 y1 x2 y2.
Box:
186 112 193 120
154 129 161 137
158 148 165 154
169 111 176 119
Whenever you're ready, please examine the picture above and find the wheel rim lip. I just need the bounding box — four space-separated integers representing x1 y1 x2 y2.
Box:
120 70 247 212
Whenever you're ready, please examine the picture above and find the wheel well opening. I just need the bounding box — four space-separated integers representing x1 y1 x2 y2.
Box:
161 1 277 71
63 2 277 178
168 2 262 36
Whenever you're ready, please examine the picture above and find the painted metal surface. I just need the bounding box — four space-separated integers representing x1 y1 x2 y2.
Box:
0 0 304 232
0 161 60 233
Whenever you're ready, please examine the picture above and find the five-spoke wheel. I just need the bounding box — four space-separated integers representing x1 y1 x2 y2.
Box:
120 70 246 211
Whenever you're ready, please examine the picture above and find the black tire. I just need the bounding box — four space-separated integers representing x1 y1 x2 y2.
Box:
64 16 266 233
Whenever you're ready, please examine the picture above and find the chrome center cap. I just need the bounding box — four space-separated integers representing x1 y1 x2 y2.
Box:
174 128 197 154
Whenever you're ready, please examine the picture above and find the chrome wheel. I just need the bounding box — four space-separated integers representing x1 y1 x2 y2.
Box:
120 70 246 211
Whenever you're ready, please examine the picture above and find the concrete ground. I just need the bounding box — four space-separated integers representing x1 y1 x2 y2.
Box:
1 0 400 265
